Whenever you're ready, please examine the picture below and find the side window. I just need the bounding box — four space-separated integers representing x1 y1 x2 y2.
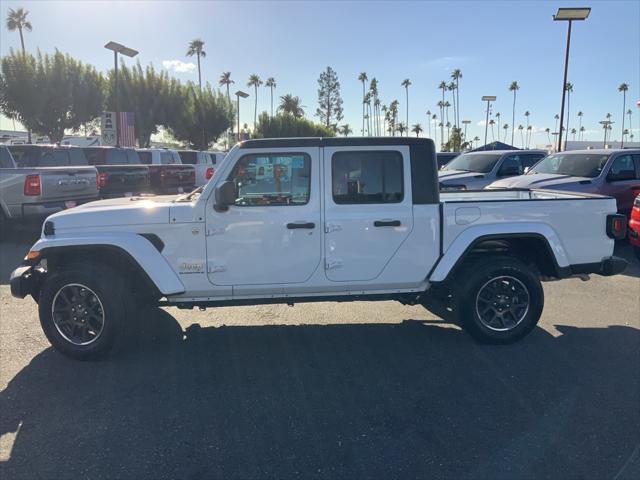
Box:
0 148 13 168
138 152 152 165
179 151 197 165
10 149 31 167
608 155 637 180
499 155 523 175
68 148 87 166
160 152 175 165
228 153 311 206
332 150 403 204
522 154 544 169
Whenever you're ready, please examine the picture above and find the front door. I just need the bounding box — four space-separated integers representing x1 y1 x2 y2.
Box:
206 148 322 290
323 146 414 282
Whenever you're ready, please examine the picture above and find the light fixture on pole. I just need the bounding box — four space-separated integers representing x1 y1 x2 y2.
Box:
461 119 471 144
235 90 249 142
104 41 138 147
553 7 591 153
481 96 496 147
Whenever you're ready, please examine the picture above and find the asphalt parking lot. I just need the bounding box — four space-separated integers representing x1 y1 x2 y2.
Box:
0 225 639 480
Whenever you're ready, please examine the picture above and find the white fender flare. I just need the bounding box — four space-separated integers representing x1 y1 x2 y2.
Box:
429 222 570 283
30 232 185 296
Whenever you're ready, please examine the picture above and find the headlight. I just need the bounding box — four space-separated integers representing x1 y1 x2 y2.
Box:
440 184 467 191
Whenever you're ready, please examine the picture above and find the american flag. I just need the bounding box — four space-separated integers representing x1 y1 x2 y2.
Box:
118 112 136 147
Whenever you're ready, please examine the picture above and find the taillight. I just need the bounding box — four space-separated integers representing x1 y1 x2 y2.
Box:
606 214 627 240
24 175 41 196
205 167 214 180
631 206 640 222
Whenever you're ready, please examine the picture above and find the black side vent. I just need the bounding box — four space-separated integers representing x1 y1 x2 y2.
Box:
140 234 165 252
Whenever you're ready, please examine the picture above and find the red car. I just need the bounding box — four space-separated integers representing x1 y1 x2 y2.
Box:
629 194 640 260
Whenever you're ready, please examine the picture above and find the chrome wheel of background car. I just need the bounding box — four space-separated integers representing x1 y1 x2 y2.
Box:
475 276 530 332
51 283 105 346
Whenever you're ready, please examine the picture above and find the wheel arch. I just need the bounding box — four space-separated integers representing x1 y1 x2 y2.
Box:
429 230 570 283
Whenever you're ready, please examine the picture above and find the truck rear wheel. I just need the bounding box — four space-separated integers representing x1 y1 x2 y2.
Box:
454 255 543 344
38 263 132 359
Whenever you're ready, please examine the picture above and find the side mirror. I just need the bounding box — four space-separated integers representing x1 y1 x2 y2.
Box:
607 170 635 182
214 180 237 212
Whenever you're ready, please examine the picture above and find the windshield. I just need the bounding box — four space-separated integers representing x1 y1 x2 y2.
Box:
529 153 610 178
443 153 501 173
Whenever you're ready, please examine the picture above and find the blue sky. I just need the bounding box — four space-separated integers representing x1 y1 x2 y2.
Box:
1 0 639 147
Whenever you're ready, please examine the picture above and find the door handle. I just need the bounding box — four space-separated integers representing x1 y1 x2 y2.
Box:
287 222 315 229
374 220 401 227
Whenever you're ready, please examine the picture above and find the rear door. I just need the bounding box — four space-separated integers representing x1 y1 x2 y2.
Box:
323 146 413 282
604 153 640 215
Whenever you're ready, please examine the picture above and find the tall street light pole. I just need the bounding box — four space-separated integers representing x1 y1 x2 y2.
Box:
235 91 249 142
462 119 471 146
481 96 496 147
553 7 590 153
104 41 138 147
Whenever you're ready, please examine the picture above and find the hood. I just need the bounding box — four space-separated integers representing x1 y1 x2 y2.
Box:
438 170 487 184
47 195 175 230
487 173 592 190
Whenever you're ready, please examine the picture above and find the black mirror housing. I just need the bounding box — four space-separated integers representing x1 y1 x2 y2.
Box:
214 181 237 212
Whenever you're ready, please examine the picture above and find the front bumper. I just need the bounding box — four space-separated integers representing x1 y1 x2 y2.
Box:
10 264 37 299
569 256 628 277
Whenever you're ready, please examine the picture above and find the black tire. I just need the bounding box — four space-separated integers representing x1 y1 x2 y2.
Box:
453 255 544 344
38 263 133 359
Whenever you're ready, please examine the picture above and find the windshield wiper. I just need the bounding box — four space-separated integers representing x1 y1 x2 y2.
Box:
175 186 204 202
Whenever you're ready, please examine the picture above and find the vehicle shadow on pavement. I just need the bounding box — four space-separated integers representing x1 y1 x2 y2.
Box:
1 309 638 480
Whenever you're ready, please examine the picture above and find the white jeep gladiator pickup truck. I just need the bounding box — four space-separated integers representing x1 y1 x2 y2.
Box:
10 138 628 359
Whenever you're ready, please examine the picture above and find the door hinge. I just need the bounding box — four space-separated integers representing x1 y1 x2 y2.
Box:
207 262 227 273
206 227 225 236
325 222 342 233
325 258 343 270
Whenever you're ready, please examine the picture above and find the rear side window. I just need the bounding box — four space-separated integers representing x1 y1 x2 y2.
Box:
39 150 68 166
138 151 152 165
179 151 197 165
68 148 88 166
9 148 30 167
332 150 404 204
0 147 15 167
609 155 638 179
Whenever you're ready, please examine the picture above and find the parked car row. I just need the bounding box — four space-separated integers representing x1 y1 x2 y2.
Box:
0 144 226 233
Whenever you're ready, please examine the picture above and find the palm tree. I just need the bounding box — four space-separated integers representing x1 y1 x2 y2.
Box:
445 121 451 144
363 92 372 136
495 112 501 137
628 108 633 144
618 83 629 146
247 74 263 128
358 72 368 135
431 114 438 143
397 123 407 137
401 79 411 137
339 124 353 137
451 69 462 127
411 123 423 137
438 80 447 138
579 126 585 141
489 119 496 141
448 82 456 132
508 81 520 145
5 7 31 53
426 110 432 138
518 124 525 148
218 72 234 103
571 128 577 141
545 127 551 144
524 110 531 147
186 39 206 90
527 125 533 148
277 94 305 118
554 113 560 136
564 82 573 149
577 111 584 139
503 123 509 142
6 7 32 142
437 100 445 146
369 78 379 135
265 77 276 117
381 105 388 136
473 136 480 149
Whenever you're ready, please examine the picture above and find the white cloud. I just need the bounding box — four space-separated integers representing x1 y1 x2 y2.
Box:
162 60 196 73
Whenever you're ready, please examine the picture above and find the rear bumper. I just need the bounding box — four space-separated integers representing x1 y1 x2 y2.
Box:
568 256 628 277
16 196 98 218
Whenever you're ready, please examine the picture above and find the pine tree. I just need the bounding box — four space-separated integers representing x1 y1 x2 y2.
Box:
315 66 343 131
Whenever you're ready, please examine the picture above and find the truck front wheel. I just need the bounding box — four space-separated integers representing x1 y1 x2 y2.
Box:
454 255 544 344
38 264 132 359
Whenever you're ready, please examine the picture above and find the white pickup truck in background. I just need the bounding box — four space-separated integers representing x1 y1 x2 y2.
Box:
10 138 627 359
177 150 226 187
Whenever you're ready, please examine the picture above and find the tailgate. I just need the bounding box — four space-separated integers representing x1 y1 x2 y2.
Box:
37 167 98 200
150 165 195 188
98 165 150 195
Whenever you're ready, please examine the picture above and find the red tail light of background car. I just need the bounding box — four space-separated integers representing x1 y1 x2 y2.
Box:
23 175 41 196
